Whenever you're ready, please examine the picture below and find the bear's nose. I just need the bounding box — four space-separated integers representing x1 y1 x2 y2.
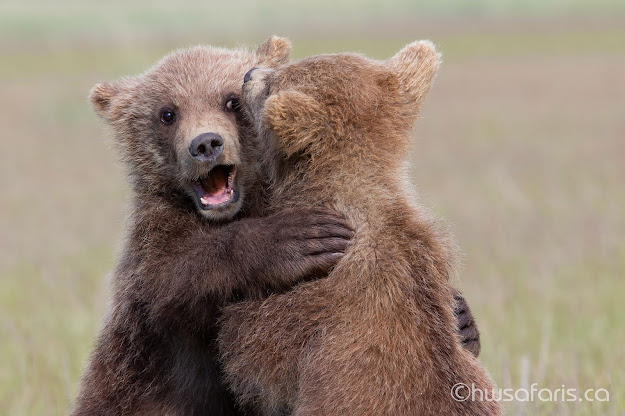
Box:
243 67 257 84
189 133 224 162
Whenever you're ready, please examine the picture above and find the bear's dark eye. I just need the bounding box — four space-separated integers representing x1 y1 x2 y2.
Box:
160 108 176 125
225 95 241 113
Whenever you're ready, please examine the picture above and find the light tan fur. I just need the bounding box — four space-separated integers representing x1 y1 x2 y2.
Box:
218 41 500 415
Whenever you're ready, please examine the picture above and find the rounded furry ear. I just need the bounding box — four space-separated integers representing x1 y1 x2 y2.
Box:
89 82 120 120
387 40 441 109
254 35 292 68
264 90 327 157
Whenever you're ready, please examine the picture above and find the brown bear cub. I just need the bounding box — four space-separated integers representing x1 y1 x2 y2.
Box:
74 36 480 415
71 37 356 416
218 41 500 415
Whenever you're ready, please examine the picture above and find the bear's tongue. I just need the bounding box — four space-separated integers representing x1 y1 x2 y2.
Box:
199 166 230 206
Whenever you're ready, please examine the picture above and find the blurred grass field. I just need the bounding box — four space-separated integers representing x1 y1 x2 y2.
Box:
1 1 624 415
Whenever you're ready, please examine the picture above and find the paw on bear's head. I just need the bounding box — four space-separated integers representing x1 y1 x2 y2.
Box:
241 40 440 161
88 36 291 221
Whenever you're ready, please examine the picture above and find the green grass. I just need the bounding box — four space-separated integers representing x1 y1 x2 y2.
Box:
1 3 624 415
0 248 111 415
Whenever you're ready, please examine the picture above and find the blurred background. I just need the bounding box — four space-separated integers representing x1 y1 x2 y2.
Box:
1 0 623 414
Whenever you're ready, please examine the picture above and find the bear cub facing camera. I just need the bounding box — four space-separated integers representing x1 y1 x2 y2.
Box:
218 41 500 415
71 36 354 416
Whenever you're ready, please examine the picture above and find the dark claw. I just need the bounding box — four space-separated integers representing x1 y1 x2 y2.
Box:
453 289 481 358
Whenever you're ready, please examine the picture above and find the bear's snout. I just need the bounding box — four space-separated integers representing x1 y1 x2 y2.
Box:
189 133 224 163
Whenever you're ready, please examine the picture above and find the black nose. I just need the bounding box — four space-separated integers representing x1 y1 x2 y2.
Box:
243 67 257 84
189 133 224 162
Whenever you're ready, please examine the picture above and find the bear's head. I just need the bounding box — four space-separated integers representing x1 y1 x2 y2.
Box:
89 36 291 221
241 40 440 173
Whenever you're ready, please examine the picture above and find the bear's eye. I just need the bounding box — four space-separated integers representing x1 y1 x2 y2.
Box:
160 108 176 125
225 95 241 113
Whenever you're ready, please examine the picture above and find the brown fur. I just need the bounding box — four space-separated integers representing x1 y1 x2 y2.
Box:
71 37 356 416
218 41 500 415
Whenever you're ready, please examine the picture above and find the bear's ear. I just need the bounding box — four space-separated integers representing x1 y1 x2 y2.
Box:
89 82 120 120
254 35 292 68
387 40 441 110
89 80 136 122
264 90 327 157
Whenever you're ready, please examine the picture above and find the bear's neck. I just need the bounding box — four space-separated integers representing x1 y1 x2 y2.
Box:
267 137 416 230
266 132 453 289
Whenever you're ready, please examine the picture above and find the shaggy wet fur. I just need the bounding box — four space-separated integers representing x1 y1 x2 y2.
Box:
218 41 500 415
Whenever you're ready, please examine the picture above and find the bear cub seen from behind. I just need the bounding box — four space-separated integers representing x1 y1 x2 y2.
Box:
218 41 500 415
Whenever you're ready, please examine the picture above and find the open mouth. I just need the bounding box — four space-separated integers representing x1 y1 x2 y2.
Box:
191 165 239 210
